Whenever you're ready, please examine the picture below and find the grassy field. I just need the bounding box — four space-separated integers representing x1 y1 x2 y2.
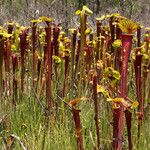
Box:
0 89 150 149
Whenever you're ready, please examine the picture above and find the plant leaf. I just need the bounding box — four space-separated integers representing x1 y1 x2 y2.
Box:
75 10 81 15
97 85 109 97
83 6 93 14
131 101 139 109
118 18 138 34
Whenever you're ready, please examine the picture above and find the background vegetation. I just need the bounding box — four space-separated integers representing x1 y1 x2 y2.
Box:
0 0 150 28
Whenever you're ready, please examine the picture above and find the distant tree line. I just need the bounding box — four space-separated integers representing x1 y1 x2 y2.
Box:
0 0 150 27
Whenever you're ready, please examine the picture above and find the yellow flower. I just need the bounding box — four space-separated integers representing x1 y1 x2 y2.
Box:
11 45 17 52
52 56 61 64
39 16 53 22
112 40 122 49
97 85 109 97
118 18 138 34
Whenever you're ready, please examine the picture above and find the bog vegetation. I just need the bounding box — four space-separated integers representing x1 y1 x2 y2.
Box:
0 5 150 150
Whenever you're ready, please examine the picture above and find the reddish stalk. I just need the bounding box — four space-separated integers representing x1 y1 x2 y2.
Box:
43 44 48 68
93 73 102 150
4 39 11 73
71 29 77 82
121 34 133 97
63 40 70 98
36 58 41 91
105 32 111 51
63 54 69 98
85 44 93 72
120 34 133 150
134 53 143 146
12 54 18 106
32 22 37 89
137 26 141 47
114 22 122 73
142 65 149 101
7 23 14 96
96 21 102 37
116 22 122 40
100 37 105 61
4 38 11 95
114 47 122 73
0 35 4 99
109 16 115 52
78 11 87 97
72 108 84 150
113 34 133 150
53 26 60 82
75 39 81 76
38 75 45 98
20 29 28 93
112 108 122 149
45 26 53 110
125 109 132 150
95 39 100 63
144 31 149 53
